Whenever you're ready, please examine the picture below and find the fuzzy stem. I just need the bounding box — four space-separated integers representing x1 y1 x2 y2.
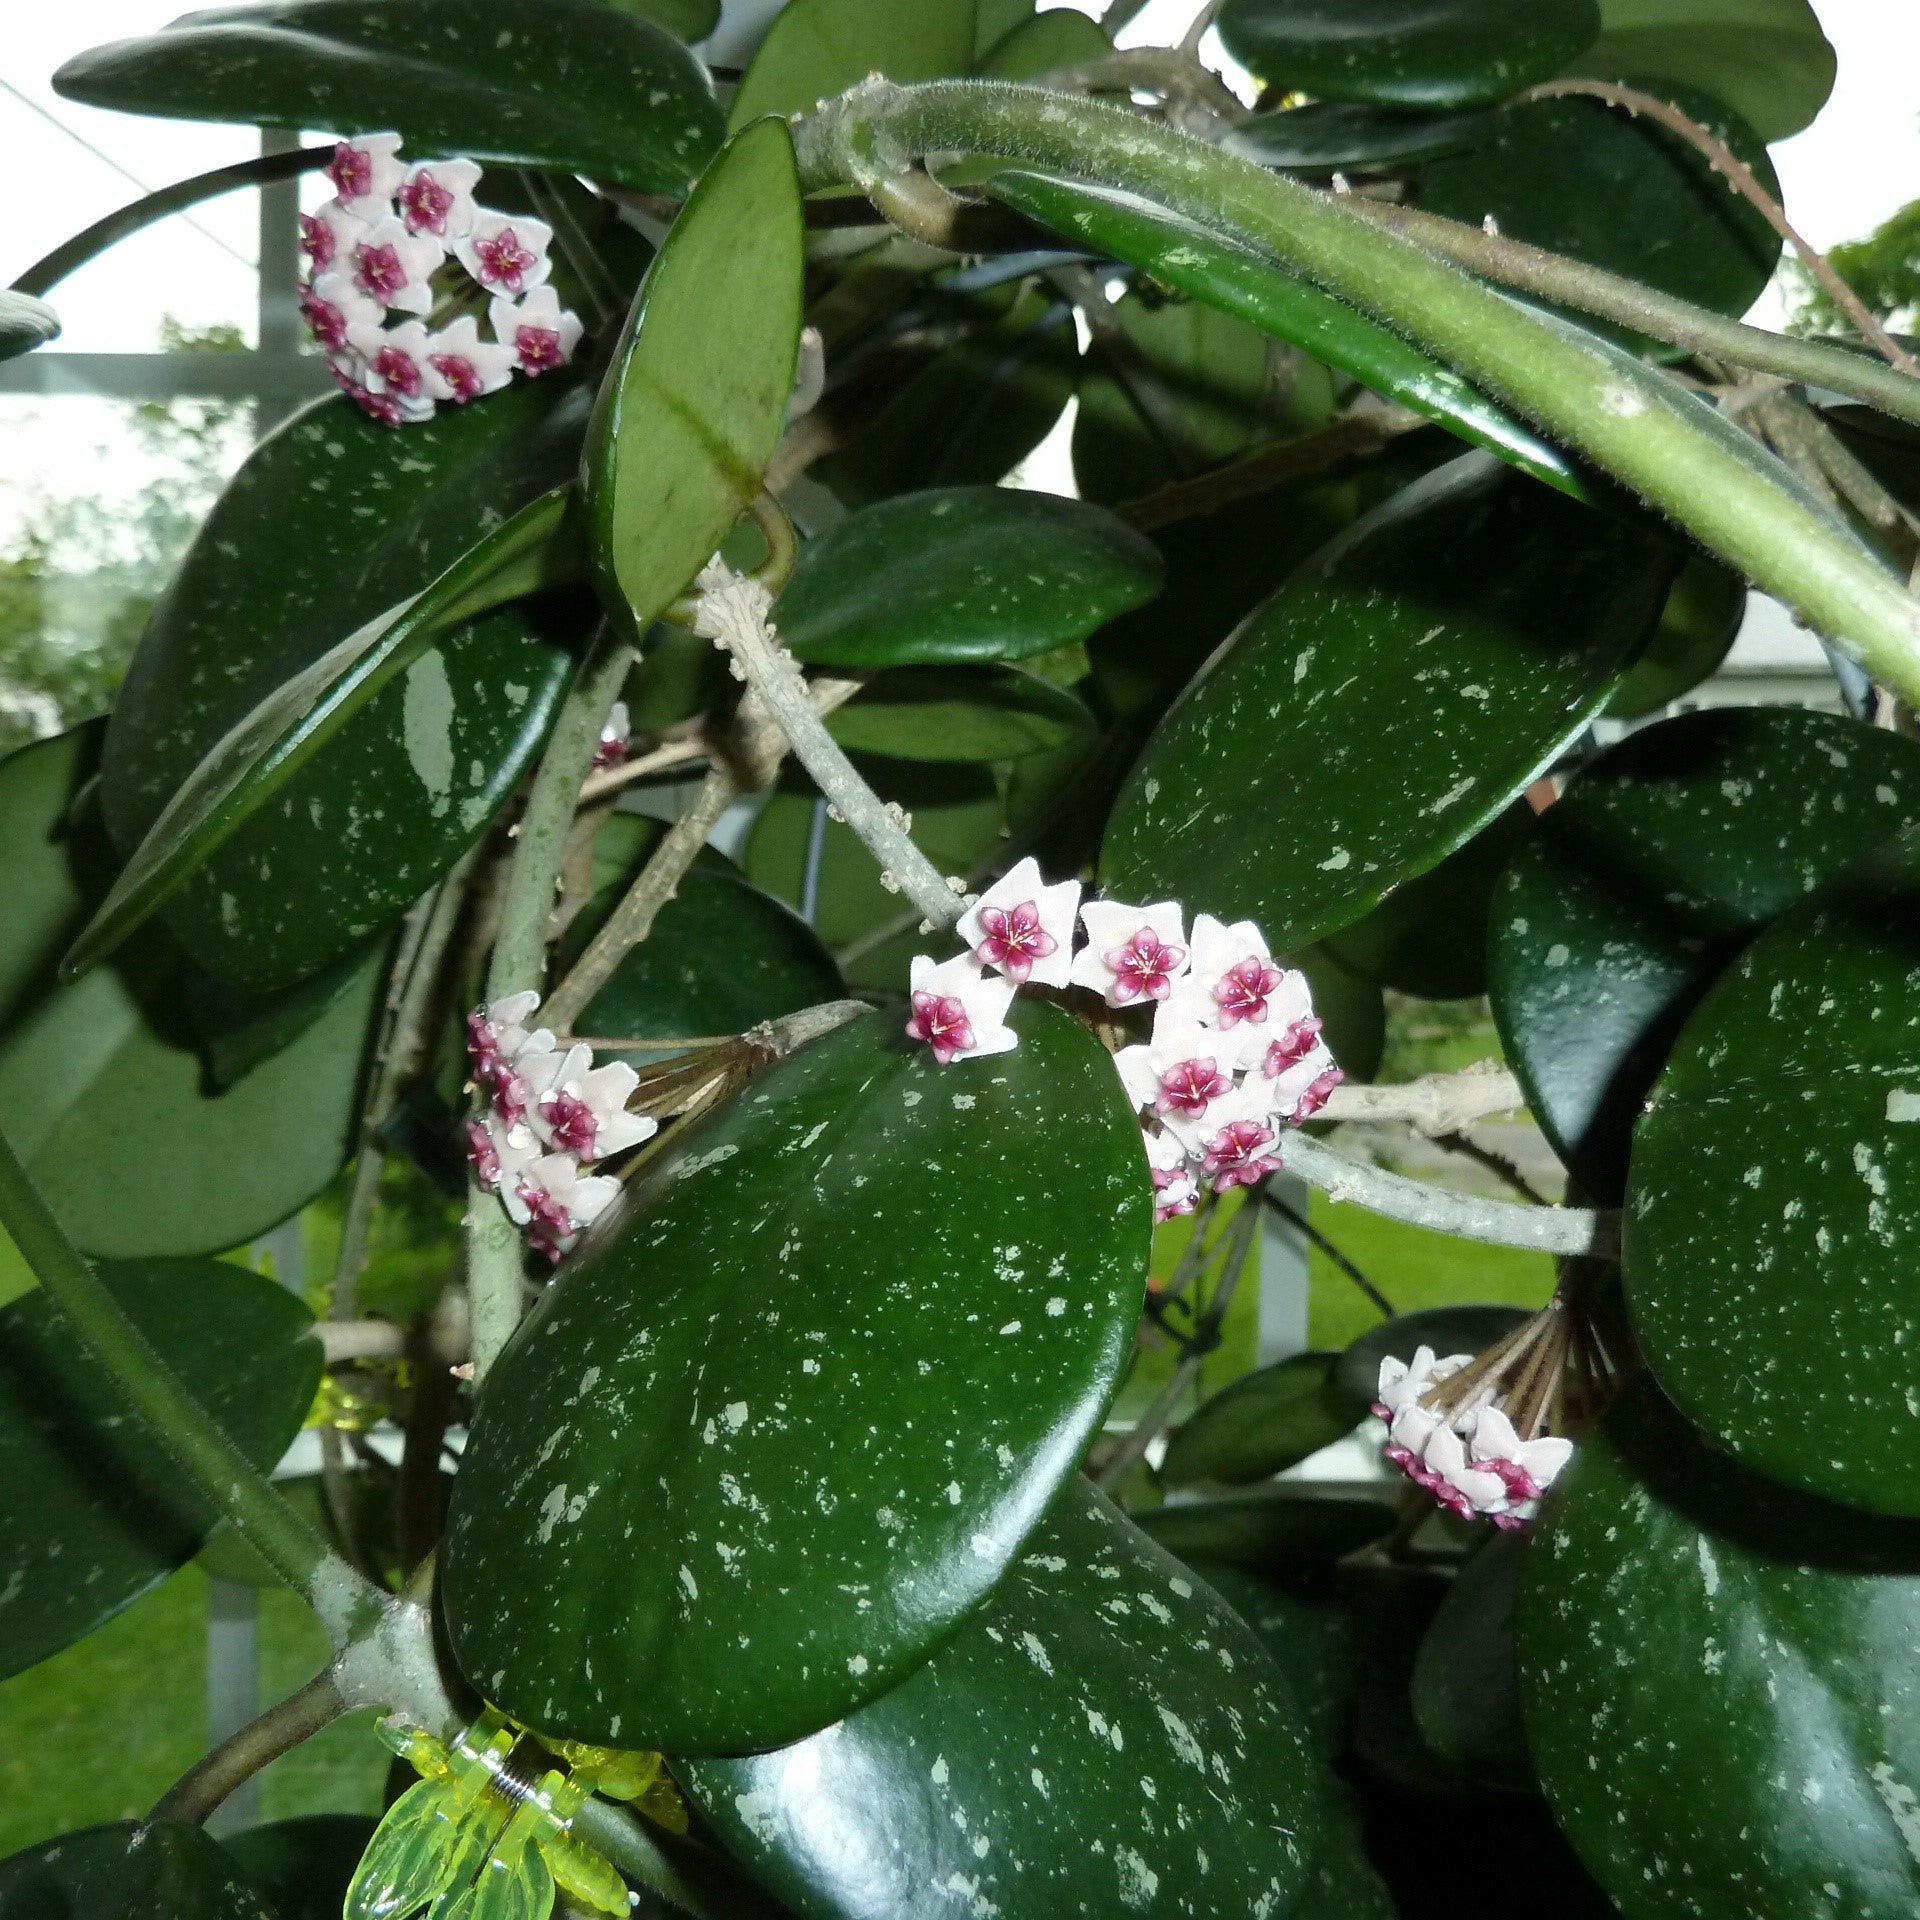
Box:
0 1123 384 1646
152 1673 347 1827
796 81 1920 699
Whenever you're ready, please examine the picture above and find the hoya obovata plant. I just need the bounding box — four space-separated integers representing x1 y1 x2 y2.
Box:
1 0 1916 1914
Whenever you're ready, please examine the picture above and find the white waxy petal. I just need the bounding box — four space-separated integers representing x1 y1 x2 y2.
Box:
955 856 1082 989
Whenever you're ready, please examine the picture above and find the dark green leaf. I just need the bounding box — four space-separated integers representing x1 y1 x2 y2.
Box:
975 0 1032 57
1409 1529 1531 1788
563 823 843 1040
98 378 590 992
1626 835 1920 1513
1225 100 1501 170
729 0 976 128
0 1821 277 1918
1324 802 1534 1000
442 1004 1153 1754
998 168 1588 498
976 6 1109 76
68 488 581 980
1216 0 1601 109
775 487 1163 671
1101 452 1676 951
1189 1559 1361 1756
1604 554 1745 719
0 1259 320 1679
220 1817 378 1920
186 943 382 1090
1418 88 1784 341
1138 1485 1399 1575
1334 1303 1532 1410
825 664 1095 761
1162 1350 1359 1487
1295 944 1386 1083
1520 1377 1920 1916
1292 1788 1398 1920
54 0 722 195
1489 708 1920 1200
586 117 803 628
677 1477 1326 1920
1570 0 1836 141
0 290 59 361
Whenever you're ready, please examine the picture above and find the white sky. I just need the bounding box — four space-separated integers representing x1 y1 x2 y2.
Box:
0 0 1915 549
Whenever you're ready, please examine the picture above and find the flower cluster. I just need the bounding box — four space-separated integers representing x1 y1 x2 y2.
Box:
465 991 656 1261
1374 1344 1573 1529
298 132 583 427
906 859 1342 1223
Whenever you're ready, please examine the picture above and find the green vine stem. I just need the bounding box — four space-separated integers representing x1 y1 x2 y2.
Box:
0 1120 386 1647
794 80 1920 702
152 1672 348 1827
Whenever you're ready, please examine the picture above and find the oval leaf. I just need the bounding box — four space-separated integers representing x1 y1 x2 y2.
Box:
54 0 721 196
442 1003 1153 1754
586 117 803 628
1216 0 1602 109
1225 100 1501 170
1162 1350 1359 1488
976 6 1109 76
677 1477 1326 1920
1604 553 1745 719
729 0 976 130
0 1822 276 1919
824 664 1094 762
1489 708 1920 1200
218 1817 378 1920
994 171 1585 499
1520 1378 1920 1916
1409 1529 1531 1788
1570 0 1836 141
776 487 1163 671
1418 88 1783 337
0 290 59 362
0 1258 320 1679
1102 452 1676 951
1627 838 1920 1514
1138 1485 1399 1574
98 378 590 991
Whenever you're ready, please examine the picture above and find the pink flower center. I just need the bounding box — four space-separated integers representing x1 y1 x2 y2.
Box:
429 353 485 402
1203 1117 1280 1190
907 990 975 1065
513 323 565 373
475 227 538 292
466 1010 506 1079
353 241 411 303
974 900 1056 983
1213 957 1284 1028
1104 929 1186 1003
1289 1066 1342 1124
1479 1454 1548 1504
398 170 457 235
539 1089 600 1158
298 211 336 272
1154 1056 1230 1118
465 1119 502 1189
371 344 423 398
490 1065 536 1127
300 287 350 352
1263 1017 1323 1077
517 1183 578 1264
325 141 373 201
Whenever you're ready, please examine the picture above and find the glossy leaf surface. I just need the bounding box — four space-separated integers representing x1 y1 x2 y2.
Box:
825 665 1094 762
98 380 589 991
1409 1529 1530 1787
1225 100 1499 169
1604 554 1745 719
1102 452 1674 951
0 290 58 361
54 0 721 195
220 1817 378 1920
0 1259 320 1679
729 0 976 129
611 0 721 35
0 727 380 1256
678 1477 1325 1920
1138 1486 1399 1575
1216 0 1601 109
975 0 1032 56
1296 944 1386 1084
69 488 581 979
586 117 803 629
443 1004 1153 1754
1569 0 1836 140
976 7 1108 76
1161 1350 1358 1488
994 171 1584 498
1520 1379 1920 1916
776 486 1163 670
1419 89 1783 335
1627 840 1920 1513
0 1822 277 1918
1490 708 1920 1200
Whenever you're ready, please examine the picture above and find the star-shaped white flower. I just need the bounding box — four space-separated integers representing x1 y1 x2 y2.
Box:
1373 1344 1469 1423
956 857 1080 988
905 954 1019 1065
323 132 406 220
1070 898 1190 1006
345 317 437 404
1469 1405 1574 1523
466 1112 539 1200
298 199 369 280
1114 1002 1234 1122
349 217 444 315
1418 1424 1509 1521
300 272 384 356
489 285 582 376
528 1044 657 1161
457 212 553 297
1143 1126 1200 1222
397 158 483 239
1180 915 1300 1056
421 314 519 405
514 1154 623 1262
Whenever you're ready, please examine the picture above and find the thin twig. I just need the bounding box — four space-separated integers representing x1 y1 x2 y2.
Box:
152 1672 347 1827
1432 1130 1550 1208
1260 1185 1396 1318
576 718 711 803
1519 80 1918 377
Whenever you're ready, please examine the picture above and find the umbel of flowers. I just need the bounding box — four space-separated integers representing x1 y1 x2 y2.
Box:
905 859 1344 1223
298 132 584 426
